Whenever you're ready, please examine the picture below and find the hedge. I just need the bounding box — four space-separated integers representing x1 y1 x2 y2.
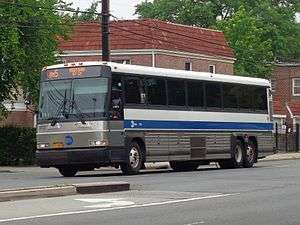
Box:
0 126 36 166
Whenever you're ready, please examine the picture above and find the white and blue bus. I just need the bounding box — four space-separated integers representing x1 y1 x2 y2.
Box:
36 62 274 177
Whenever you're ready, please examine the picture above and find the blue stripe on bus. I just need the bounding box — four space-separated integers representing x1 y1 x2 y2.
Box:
124 120 273 131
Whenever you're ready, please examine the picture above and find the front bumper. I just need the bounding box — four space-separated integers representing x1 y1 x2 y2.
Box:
36 147 125 168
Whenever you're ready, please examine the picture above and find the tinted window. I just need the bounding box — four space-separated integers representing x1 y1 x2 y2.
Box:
253 87 267 110
145 78 166 105
187 81 204 107
111 76 124 119
206 82 222 108
167 80 186 106
223 84 239 109
239 85 253 110
124 78 141 104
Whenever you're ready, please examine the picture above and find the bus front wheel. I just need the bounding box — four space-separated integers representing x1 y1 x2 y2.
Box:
121 141 142 175
58 166 78 177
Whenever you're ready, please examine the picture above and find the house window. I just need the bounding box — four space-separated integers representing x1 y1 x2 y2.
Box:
185 62 192 71
292 78 300 96
209 65 216 74
112 59 131 64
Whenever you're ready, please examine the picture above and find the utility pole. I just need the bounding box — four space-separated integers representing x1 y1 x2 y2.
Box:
101 0 110 61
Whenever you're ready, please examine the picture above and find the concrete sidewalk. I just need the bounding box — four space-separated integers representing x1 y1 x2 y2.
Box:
260 152 300 161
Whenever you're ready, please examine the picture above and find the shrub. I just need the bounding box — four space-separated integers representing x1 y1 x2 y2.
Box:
0 126 36 166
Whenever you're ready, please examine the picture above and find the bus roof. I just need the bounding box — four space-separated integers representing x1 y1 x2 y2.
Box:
45 61 270 87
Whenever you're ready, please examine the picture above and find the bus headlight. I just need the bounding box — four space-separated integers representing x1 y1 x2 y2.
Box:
38 143 49 149
89 140 108 147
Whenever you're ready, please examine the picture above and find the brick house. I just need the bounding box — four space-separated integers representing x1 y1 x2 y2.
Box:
272 62 300 131
58 19 235 74
1 19 235 127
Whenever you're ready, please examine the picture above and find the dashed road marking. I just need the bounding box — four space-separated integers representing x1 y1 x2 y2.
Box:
184 222 205 225
75 198 135 208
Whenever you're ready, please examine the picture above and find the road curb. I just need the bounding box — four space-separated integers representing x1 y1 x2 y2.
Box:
0 182 130 202
74 182 130 194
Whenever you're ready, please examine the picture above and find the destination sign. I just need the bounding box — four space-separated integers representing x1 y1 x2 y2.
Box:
41 65 111 81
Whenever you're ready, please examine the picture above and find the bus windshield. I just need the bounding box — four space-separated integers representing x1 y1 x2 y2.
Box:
38 77 109 122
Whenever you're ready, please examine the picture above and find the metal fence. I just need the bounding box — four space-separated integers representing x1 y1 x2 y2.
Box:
274 123 300 152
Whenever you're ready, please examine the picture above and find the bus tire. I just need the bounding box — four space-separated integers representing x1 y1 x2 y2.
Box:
58 166 78 177
218 140 244 169
121 141 142 175
169 161 199 172
243 140 256 168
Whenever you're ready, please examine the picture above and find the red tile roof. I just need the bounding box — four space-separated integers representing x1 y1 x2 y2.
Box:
59 19 235 59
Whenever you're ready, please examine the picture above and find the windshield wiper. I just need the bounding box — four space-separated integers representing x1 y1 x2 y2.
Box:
50 90 68 126
70 92 86 125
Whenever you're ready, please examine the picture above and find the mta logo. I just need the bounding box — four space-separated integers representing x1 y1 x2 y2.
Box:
65 135 74 145
130 120 143 128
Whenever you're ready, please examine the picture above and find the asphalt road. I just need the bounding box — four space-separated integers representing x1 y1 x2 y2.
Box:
0 160 300 225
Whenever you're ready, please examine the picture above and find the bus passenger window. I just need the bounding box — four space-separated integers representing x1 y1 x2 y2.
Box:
145 78 166 105
223 84 239 109
167 80 186 106
253 87 267 111
205 82 221 108
125 78 142 104
239 86 253 110
187 81 204 107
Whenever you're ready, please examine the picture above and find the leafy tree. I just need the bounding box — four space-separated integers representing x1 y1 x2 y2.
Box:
0 0 71 117
217 7 274 77
71 1 101 22
136 0 300 77
136 0 217 27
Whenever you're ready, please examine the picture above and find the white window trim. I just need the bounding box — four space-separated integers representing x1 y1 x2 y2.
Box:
209 65 216 74
292 78 300 96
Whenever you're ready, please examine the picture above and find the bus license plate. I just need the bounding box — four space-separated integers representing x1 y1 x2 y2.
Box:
53 142 64 149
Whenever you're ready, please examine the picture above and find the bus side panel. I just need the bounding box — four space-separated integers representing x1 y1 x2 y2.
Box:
143 131 273 162
256 132 275 158
144 132 232 162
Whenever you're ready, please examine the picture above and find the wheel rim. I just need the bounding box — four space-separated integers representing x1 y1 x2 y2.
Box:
129 147 140 169
246 145 255 163
234 145 243 163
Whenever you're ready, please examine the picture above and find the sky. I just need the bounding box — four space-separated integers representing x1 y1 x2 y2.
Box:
67 0 300 22
66 0 146 19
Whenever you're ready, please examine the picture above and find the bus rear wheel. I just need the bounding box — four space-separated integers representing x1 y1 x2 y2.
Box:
121 141 142 175
169 161 199 172
243 140 256 168
218 140 244 169
58 166 78 177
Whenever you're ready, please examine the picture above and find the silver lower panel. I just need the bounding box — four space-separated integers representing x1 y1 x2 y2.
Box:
144 132 274 162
